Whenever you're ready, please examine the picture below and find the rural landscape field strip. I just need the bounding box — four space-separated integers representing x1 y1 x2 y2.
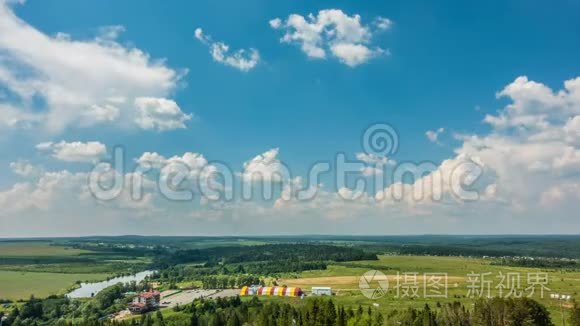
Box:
1 237 579 325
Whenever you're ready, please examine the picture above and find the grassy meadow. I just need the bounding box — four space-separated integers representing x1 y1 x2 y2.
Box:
0 270 110 300
275 255 580 325
0 241 90 257
0 241 117 300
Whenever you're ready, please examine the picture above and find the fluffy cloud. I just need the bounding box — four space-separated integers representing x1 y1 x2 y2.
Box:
426 127 445 143
0 170 96 214
484 76 580 130
0 1 189 132
134 97 191 131
136 151 211 175
2 76 580 235
136 151 220 199
376 153 498 205
540 182 580 207
457 76 580 213
356 152 394 176
270 9 390 67
0 149 218 235
10 160 42 178
374 17 393 30
267 76 580 231
195 28 260 72
0 164 158 231
36 141 107 163
0 103 42 128
240 148 288 183
563 116 580 146
356 153 394 165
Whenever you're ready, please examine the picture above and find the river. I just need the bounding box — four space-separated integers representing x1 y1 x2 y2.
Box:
66 270 156 298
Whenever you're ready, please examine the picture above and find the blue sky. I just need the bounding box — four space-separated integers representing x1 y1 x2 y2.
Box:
1 0 580 236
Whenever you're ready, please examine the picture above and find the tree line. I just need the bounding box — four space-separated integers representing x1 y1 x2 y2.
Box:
2 295 579 325
109 296 571 326
153 244 378 268
491 257 579 269
200 275 263 289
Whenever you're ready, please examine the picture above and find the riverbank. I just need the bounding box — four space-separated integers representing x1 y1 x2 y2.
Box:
0 270 110 301
67 270 156 298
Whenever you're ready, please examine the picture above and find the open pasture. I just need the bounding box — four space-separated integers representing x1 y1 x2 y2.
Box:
0 270 109 300
0 241 90 257
0 241 116 300
277 255 580 325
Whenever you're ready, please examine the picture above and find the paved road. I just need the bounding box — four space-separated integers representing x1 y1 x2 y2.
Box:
160 289 239 308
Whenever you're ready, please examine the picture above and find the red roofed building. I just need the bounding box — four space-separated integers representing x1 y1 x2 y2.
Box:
129 290 160 313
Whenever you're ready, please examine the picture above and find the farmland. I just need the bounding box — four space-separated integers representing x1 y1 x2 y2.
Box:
0 241 90 257
0 270 109 300
278 255 580 323
0 240 143 300
0 236 579 325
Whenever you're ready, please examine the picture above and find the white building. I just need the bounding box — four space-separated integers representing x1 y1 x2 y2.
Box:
129 290 160 313
311 287 332 296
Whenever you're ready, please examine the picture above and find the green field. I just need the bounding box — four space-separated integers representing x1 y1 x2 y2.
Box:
275 255 580 325
1 237 579 325
0 241 123 300
0 270 109 300
0 241 90 257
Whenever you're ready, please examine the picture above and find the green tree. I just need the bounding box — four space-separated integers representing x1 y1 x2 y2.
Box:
190 311 199 326
337 306 346 326
373 311 384 326
570 304 580 326
154 310 165 326
323 300 337 326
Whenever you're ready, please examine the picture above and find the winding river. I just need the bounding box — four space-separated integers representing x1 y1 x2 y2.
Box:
66 270 155 298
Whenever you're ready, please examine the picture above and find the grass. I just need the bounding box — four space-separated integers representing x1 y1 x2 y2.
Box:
0 241 150 275
273 255 580 326
0 270 111 300
0 241 117 300
0 241 90 257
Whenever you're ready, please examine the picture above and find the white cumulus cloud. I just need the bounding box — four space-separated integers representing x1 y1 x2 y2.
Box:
10 160 42 178
134 97 191 131
356 152 394 165
0 1 189 133
36 141 107 163
270 9 390 67
457 76 580 215
195 28 260 72
240 148 288 183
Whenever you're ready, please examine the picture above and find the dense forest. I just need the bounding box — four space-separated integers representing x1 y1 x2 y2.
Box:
490 257 580 269
59 235 580 260
153 260 329 285
151 244 377 285
153 244 378 267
